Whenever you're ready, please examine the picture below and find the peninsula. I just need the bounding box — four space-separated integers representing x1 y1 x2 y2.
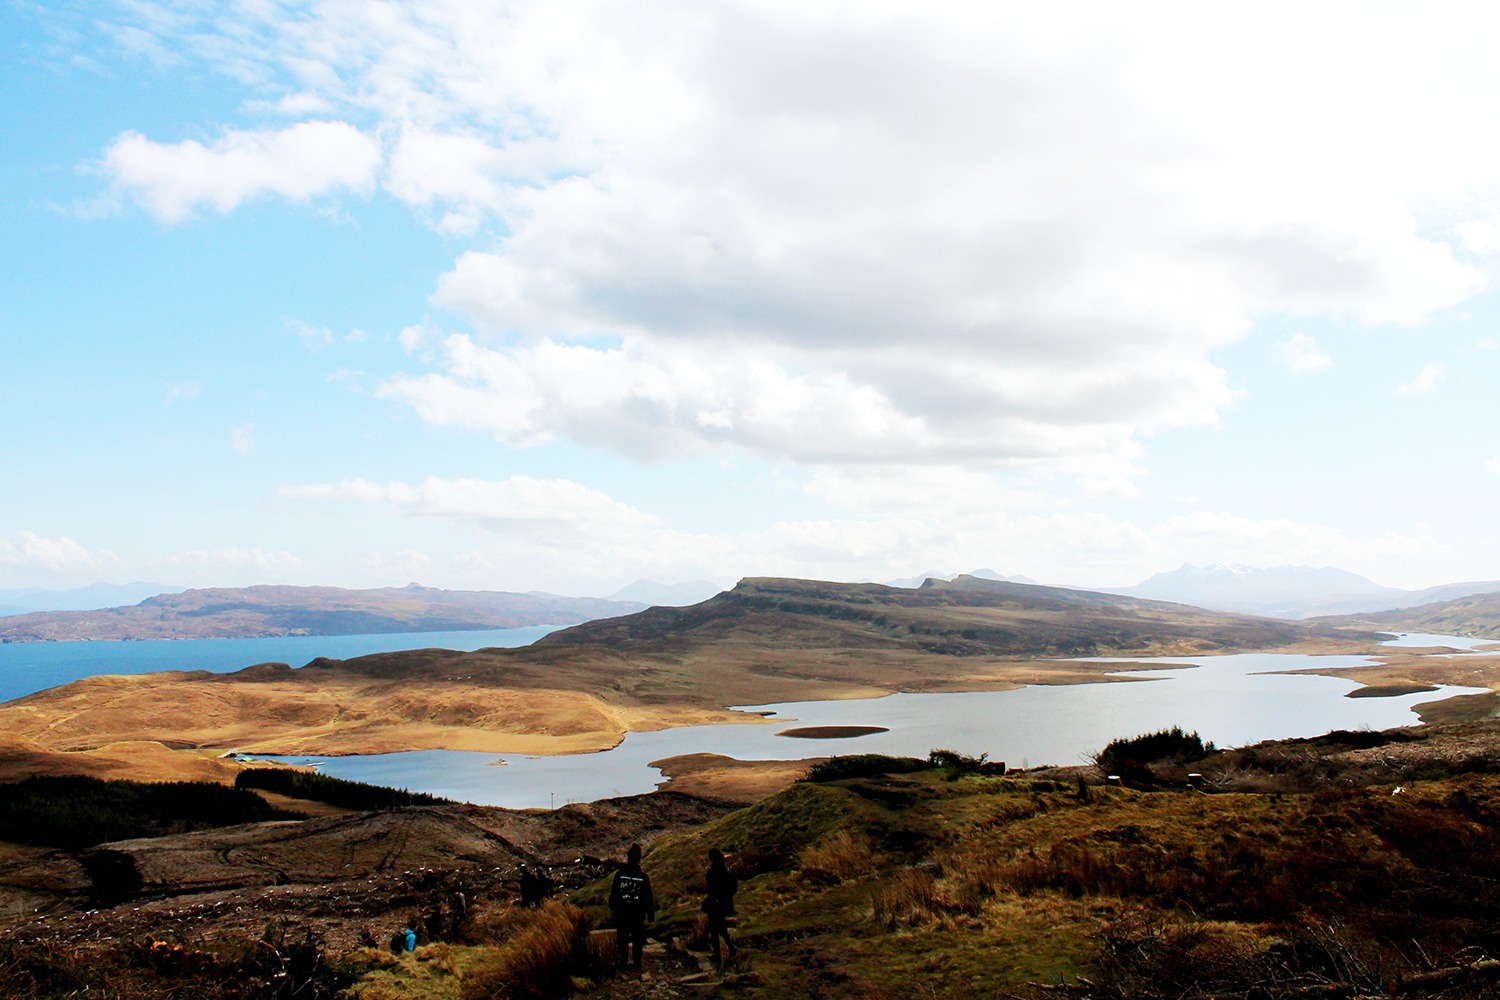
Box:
0 583 647 642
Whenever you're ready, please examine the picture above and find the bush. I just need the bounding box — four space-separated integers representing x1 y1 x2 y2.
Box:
801 754 931 783
927 748 988 778
1095 726 1214 787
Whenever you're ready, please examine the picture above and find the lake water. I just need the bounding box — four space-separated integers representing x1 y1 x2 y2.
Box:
259 632 1496 809
0 626 559 703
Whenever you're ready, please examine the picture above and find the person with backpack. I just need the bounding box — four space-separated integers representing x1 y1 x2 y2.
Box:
609 843 656 969
701 848 738 966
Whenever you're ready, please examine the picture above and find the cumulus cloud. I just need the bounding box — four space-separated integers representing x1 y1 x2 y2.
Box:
1396 363 1447 395
1274 333 1333 374
87 3 1500 475
102 120 379 222
1486 457 1500 476
378 330 1211 467
0 531 122 575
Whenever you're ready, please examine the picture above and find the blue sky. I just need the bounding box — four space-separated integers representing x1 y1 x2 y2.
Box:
3 1 1499 597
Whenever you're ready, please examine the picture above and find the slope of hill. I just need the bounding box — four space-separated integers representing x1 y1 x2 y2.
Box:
538 574 1345 657
1316 591 1500 639
0 583 646 642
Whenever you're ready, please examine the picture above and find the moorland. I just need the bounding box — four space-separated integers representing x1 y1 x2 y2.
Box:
5 575 1500 997
7 722 1500 998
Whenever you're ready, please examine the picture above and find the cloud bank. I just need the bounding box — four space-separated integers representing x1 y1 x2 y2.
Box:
89 2 1500 482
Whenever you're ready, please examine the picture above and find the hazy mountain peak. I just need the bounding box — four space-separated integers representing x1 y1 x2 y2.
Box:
885 568 1035 589
607 579 726 607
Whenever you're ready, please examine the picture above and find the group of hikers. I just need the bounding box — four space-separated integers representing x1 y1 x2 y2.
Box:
609 843 738 970
517 863 554 907
386 844 739 971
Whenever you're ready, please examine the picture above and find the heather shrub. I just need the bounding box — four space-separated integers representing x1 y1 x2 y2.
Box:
801 754 930 783
459 901 592 1000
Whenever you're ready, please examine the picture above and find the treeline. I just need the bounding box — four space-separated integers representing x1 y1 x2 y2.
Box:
0 775 303 849
234 768 452 810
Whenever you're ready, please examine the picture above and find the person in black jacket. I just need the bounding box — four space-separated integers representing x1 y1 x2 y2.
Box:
609 843 656 969
701 847 738 966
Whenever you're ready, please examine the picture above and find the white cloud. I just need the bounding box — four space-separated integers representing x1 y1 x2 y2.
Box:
231 423 255 456
378 330 1210 468
0 531 122 575
165 382 201 400
1486 457 1500 477
102 120 380 222
1274 333 1333 374
356 548 433 580
280 475 659 533
1396 363 1447 395
86 4 1500 477
288 320 366 349
167 547 304 572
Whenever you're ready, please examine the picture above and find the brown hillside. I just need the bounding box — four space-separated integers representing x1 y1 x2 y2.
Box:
538 575 1350 656
1316 590 1500 640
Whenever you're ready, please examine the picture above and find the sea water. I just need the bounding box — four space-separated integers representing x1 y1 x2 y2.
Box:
0 626 559 703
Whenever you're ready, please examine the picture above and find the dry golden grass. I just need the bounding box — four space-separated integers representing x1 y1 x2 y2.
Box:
651 753 823 803
0 673 753 757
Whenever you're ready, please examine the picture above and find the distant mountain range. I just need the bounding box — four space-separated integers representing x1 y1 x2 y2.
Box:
0 584 647 643
7 564 1499 642
606 579 727 606
1107 564 1500 620
0 582 186 617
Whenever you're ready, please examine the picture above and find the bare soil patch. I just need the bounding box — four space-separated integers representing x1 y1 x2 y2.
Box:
650 754 821 804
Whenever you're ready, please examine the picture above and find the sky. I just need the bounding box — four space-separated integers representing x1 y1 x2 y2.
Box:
3 1 1500 598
